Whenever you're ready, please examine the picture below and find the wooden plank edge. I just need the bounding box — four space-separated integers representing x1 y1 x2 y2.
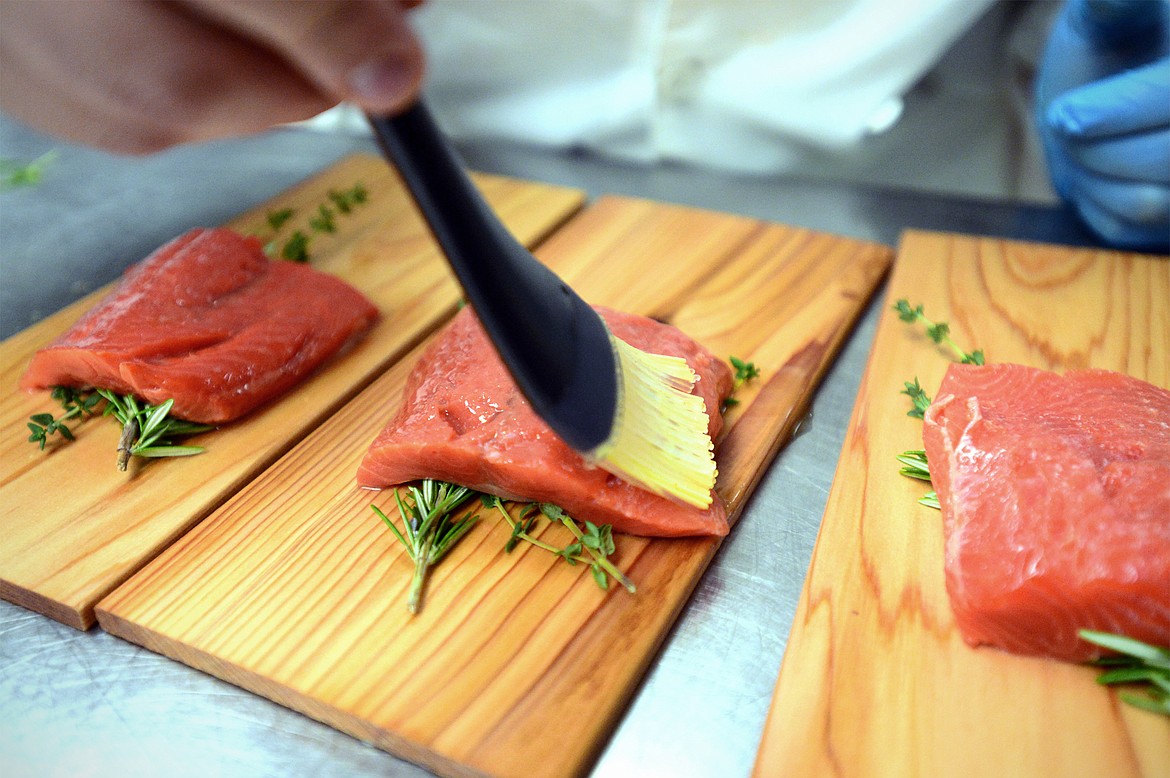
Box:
716 263 892 525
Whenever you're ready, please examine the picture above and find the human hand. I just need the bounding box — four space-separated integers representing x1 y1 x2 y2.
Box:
1036 0 1169 251
0 0 425 154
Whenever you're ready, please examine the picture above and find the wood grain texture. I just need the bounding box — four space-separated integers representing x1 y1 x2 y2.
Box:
753 231 1170 778
0 154 585 629
97 193 892 778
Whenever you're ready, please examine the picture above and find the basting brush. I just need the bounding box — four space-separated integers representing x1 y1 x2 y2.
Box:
367 101 717 508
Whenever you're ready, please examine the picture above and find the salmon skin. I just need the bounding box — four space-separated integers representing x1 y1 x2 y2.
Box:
923 363 1170 662
358 306 734 537
21 228 379 424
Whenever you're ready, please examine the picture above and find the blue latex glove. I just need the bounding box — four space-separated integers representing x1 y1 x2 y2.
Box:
1036 0 1169 251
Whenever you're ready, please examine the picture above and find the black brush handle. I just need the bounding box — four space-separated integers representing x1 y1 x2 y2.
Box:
368 103 617 451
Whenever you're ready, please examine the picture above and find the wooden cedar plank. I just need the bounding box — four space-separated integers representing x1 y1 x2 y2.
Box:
753 231 1170 778
0 153 585 629
97 194 892 778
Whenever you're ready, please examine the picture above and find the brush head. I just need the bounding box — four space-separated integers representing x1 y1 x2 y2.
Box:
588 335 717 509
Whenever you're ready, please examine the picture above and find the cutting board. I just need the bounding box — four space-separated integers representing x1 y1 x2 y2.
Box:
97 192 893 778
752 230 1170 778
0 154 585 629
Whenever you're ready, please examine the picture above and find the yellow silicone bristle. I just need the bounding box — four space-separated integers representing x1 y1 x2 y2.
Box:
589 335 717 508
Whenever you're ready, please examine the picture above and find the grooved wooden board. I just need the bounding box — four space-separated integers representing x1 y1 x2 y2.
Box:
753 231 1170 778
0 154 585 629
97 194 892 778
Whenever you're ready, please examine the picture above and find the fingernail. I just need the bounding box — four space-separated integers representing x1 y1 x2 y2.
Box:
349 54 417 111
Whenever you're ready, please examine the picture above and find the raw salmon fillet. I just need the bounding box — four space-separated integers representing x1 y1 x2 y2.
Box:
21 228 379 424
923 363 1170 661
358 306 733 537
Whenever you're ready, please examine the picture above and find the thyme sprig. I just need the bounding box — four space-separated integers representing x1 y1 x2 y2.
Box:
1080 630 1170 716
97 390 212 470
893 299 985 366
26 387 104 449
723 355 760 411
374 480 479 614
260 183 369 262
539 503 635 592
481 496 635 593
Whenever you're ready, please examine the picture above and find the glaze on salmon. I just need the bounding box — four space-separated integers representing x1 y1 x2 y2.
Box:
357 306 733 537
21 228 379 424
923 363 1170 662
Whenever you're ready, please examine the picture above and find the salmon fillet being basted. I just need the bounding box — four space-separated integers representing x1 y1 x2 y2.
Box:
358 305 734 537
923 363 1170 662
21 228 379 424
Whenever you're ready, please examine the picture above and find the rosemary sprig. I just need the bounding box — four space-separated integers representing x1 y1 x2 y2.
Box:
26 387 103 449
374 480 479 614
1 150 57 190
1080 630 1170 716
893 299 985 365
896 449 931 481
97 390 212 470
261 183 370 262
895 450 940 510
481 495 635 593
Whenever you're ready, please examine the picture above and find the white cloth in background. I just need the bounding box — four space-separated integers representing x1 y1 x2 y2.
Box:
410 0 996 172
310 0 1056 202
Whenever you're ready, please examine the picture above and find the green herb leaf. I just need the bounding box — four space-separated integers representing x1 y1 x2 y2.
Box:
896 450 931 481
730 356 761 387
26 387 104 451
925 321 949 344
1080 630 1170 716
133 445 206 458
893 299 924 323
266 207 295 231
308 204 337 234
281 230 310 262
900 378 932 419
1081 630 1170 670
591 564 609 590
1 151 58 190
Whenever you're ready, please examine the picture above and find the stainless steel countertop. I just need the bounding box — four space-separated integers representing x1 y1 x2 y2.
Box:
0 117 1105 778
